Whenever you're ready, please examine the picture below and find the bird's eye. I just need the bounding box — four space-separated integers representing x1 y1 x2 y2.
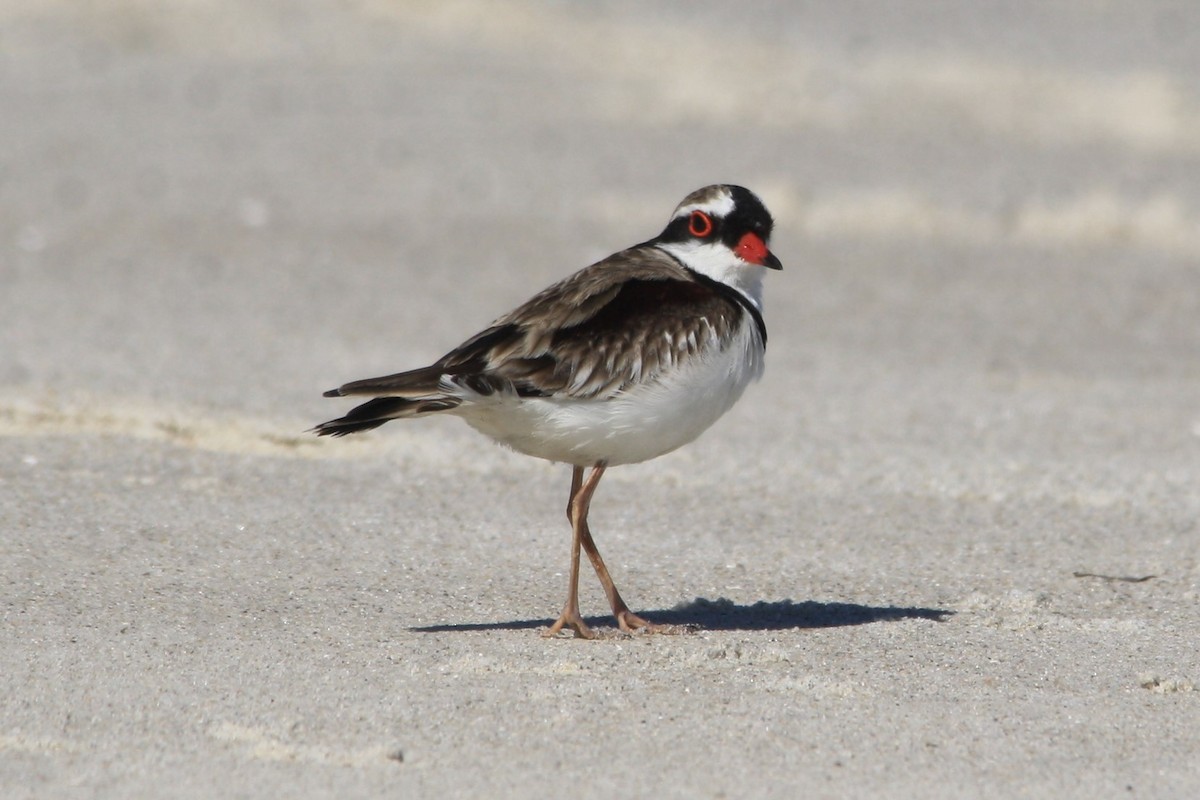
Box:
688 210 713 238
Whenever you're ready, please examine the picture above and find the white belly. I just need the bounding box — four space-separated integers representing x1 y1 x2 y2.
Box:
457 324 764 467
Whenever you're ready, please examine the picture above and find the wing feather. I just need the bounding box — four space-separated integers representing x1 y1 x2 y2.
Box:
324 246 759 404
448 247 749 400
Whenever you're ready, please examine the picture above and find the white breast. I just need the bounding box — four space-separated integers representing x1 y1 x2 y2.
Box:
456 319 765 467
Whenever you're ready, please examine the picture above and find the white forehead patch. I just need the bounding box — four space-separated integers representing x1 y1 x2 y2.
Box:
671 187 735 221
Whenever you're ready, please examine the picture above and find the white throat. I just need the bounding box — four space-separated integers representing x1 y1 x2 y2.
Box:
656 240 766 311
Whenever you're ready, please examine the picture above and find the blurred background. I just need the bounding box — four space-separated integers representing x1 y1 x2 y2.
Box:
4 0 1198 419
3 0 1199 552
3 3 1199 795
3 0 1198 528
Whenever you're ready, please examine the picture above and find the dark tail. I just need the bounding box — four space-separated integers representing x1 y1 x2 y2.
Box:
322 365 446 398
311 396 461 437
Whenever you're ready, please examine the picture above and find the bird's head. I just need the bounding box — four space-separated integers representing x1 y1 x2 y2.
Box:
654 184 781 307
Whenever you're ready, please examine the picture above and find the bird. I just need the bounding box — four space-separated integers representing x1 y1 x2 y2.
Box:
314 184 781 639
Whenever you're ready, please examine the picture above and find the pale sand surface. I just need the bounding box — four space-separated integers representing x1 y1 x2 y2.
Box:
2 2 1199 797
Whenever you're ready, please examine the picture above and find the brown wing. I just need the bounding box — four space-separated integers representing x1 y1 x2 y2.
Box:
324 247 754 402
439 247 750 400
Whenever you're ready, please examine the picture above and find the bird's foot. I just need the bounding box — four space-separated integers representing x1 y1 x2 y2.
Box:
543 607 596 640
615 610 694 636
543 608 695 639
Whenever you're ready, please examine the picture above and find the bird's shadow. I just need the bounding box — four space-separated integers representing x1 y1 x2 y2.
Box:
410 597 953 634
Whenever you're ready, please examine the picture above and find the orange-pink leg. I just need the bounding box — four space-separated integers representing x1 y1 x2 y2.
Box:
545 463 678 638
544 465 596 638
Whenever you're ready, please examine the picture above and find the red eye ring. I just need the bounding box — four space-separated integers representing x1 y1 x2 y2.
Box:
688 210 713 238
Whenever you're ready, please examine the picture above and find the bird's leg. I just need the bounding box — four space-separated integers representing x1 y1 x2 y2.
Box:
546 463 684 637
568 464 672 634
544 465 595 639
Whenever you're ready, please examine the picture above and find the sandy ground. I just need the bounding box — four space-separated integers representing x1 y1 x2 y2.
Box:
2 1 1199 797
